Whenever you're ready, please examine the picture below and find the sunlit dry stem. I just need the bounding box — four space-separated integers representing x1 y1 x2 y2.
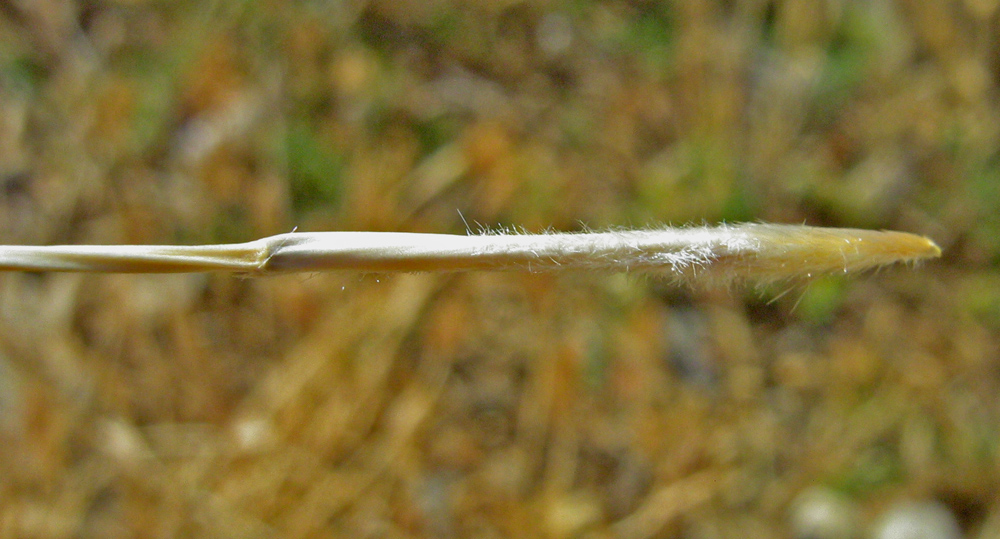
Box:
0 224 940 286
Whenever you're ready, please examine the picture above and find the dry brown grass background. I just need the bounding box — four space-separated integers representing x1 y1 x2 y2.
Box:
0 0 996 537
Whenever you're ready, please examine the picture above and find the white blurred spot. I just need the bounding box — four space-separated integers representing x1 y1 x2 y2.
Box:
872 500 961 539
536 13 573 59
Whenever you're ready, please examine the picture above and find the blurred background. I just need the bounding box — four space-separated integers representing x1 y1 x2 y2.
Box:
0 0 994 537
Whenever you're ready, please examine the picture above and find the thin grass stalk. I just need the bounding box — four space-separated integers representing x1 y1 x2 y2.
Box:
0 224 940 286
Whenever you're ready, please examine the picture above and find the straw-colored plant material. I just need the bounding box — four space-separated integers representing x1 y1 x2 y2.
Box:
0 224 939 286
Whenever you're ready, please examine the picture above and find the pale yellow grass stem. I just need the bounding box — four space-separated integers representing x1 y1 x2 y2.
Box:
0 224 940 286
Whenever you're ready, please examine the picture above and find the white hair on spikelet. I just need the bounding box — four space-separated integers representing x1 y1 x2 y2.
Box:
0 224 940 286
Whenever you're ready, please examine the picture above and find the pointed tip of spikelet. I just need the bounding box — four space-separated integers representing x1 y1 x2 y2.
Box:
720 225 941 284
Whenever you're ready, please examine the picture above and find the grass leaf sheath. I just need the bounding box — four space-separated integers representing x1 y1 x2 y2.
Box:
0 224 940 286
